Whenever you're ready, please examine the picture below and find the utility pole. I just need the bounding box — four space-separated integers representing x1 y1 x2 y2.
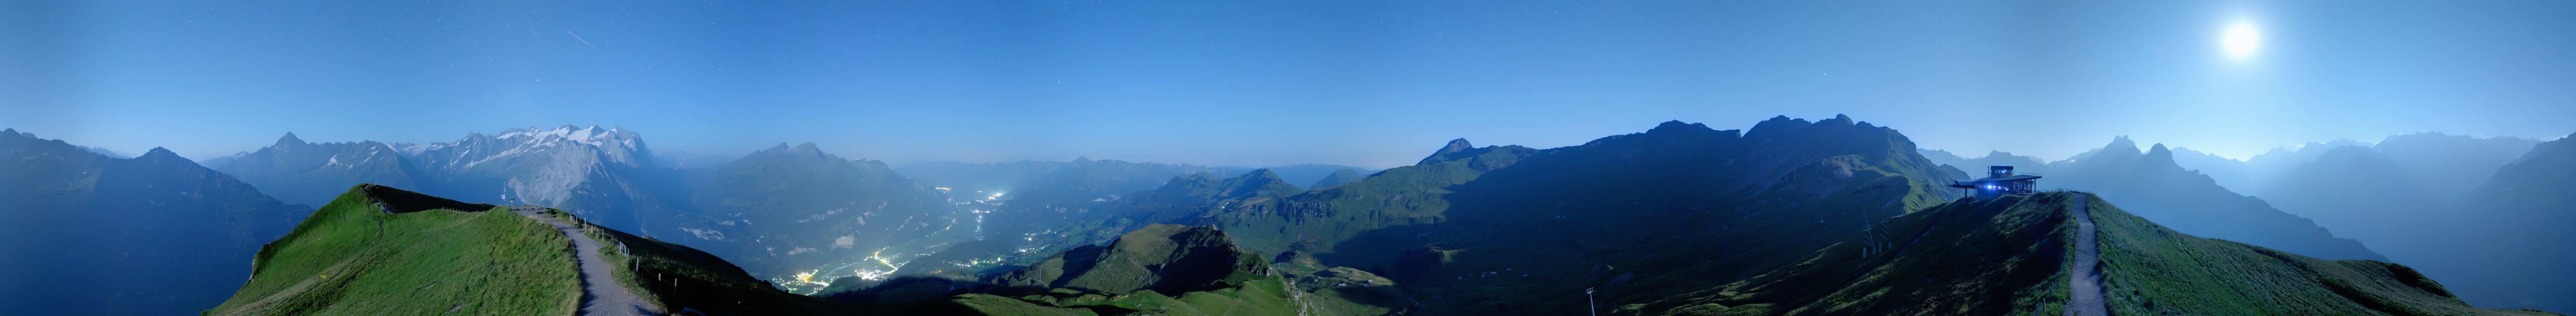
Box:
1586 288 1598 316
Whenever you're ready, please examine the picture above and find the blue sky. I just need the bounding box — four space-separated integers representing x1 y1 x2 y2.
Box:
5 0 2572 168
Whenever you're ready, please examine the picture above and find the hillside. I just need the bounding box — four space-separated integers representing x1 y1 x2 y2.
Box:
0 128 312 316
1614 192 2554 316
206 184 869 315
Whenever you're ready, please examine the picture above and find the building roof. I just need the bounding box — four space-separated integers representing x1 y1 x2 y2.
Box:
1947 174 2042 188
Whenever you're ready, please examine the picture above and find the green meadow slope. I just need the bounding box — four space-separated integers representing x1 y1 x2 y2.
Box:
2087 193 2559 315
206 184 868 316
1611 192 2557 316
205 185 580 316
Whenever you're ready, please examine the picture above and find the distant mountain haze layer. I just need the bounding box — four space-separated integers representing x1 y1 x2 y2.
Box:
2413 132 2576 311
676 143 972 281
1921 138 2384 261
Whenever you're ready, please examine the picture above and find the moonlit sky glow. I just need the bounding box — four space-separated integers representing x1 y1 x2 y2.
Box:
5 0 2573 167
2223 21 2264 60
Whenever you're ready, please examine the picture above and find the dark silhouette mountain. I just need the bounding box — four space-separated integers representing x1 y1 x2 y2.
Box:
1 128 312 316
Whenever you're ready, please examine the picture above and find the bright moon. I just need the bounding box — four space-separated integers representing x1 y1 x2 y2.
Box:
2221 21 2262 60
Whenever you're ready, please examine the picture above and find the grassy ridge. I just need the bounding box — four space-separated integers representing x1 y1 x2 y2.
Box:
1611 193 2076 316
205 185 578 316
2089 194 2561 316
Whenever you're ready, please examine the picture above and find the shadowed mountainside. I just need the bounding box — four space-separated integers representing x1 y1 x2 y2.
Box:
0 129 312 316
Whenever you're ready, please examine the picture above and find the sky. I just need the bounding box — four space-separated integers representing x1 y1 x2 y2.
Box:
5 0 2573 168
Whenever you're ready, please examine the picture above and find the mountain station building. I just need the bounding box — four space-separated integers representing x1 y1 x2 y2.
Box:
1951 166 2041 200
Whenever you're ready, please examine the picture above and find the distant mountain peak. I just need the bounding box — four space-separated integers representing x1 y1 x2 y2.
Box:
1439 138 1473 153
2106 136 2140 153
140 147 183 160
2144 143 2180 168
1416 138 1482 166
1649 120 1710 133
1821 113 1866 127
275 132 306 147
1237 168 1284 184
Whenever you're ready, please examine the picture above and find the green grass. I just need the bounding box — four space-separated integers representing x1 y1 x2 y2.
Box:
2088 193 2564 316
1611 193 2075 316
204 185 579 316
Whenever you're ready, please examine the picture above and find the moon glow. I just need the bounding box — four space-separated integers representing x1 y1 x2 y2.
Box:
2221 21 2262 60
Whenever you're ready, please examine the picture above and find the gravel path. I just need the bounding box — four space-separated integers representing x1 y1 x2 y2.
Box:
513 206 663 316
2067 193 2109 316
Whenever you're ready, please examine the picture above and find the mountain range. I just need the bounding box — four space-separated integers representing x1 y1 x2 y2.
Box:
203 126 691 234
199 147 2547 316
1929 131 2574 311
8 115 2569 314
1925 137 2385 261
1 129 312 316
